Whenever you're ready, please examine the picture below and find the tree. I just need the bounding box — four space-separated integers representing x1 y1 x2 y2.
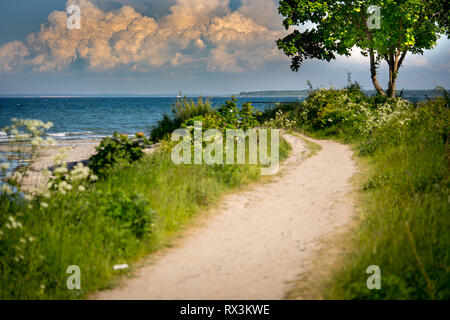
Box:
277 0 449 98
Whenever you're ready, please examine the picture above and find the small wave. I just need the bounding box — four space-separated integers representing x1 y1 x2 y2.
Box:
46 131 107 141
48 133 66 137
48 131 93 137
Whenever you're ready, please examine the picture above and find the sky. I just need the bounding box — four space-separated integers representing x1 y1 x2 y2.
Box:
0 0 448 95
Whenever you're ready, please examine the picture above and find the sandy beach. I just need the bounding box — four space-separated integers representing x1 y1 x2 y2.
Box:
6 140 102 192
1 139 160 192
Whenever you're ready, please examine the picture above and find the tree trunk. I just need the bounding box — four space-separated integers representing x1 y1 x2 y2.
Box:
369 49 385 96
387 53 400 98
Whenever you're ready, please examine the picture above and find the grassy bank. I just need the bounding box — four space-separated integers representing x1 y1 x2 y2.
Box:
261 85 449 299
0 98 290 299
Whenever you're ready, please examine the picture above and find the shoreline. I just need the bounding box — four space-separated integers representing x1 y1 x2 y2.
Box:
3 139 160 192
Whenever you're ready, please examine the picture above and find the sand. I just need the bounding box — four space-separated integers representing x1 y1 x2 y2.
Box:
94 133 358 300
13 140 101 192
5 139 160 192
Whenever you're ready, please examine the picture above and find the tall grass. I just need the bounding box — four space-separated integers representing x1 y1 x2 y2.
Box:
172 96 213 122
150 96 213 141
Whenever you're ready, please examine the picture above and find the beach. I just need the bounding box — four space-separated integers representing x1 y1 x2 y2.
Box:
0 140 101 192
1 139 161 192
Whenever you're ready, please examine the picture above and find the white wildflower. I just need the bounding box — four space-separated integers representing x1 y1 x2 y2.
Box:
8 216 19 229
69 163 90 181
40 202 48 209
1 184 13 195
44 121 54 130
54 167 68 175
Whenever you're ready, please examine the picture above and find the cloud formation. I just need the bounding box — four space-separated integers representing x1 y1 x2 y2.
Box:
0 0 285 73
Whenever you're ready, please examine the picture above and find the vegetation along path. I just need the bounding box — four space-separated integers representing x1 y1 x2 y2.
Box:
95 133 358 299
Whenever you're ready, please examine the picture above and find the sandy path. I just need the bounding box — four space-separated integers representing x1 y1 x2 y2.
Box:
95 133 357 300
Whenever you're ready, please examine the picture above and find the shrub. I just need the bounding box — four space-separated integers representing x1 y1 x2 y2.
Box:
89 132 149 177
98 190 155 239
152 97 261 141
261 86 413 142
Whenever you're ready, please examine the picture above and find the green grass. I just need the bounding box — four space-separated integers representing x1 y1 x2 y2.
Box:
0 136 290 299
327 116 449 299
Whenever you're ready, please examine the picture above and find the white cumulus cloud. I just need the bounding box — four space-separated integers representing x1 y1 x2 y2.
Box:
0 0 286 73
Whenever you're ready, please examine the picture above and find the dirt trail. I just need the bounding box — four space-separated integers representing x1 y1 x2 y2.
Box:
95 133 357 300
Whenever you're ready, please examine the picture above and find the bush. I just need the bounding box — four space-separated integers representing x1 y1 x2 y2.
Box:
181 98 261 132
89 132 149 177
262 86 413 142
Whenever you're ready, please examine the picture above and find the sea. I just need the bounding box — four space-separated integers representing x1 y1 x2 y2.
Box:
0 96 300 178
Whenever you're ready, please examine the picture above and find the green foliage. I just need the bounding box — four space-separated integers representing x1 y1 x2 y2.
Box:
98 190 155 239
150 114 181 142
262 85 412 143
183 97 261 131
150 96 212 142
172 96 213 122
0 152 257 299
152 97 261 141
89 132 149 177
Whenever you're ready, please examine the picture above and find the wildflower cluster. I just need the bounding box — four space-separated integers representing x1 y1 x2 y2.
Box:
1 119 55 193
45 148 98 196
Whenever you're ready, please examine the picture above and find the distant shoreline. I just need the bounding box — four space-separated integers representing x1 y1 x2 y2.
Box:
0 88 446 99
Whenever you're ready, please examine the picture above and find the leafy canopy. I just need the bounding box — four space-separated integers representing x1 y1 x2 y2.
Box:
277 0 448 96
278 0 448 70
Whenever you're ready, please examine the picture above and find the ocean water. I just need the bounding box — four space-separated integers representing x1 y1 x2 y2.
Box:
0 97 299 142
